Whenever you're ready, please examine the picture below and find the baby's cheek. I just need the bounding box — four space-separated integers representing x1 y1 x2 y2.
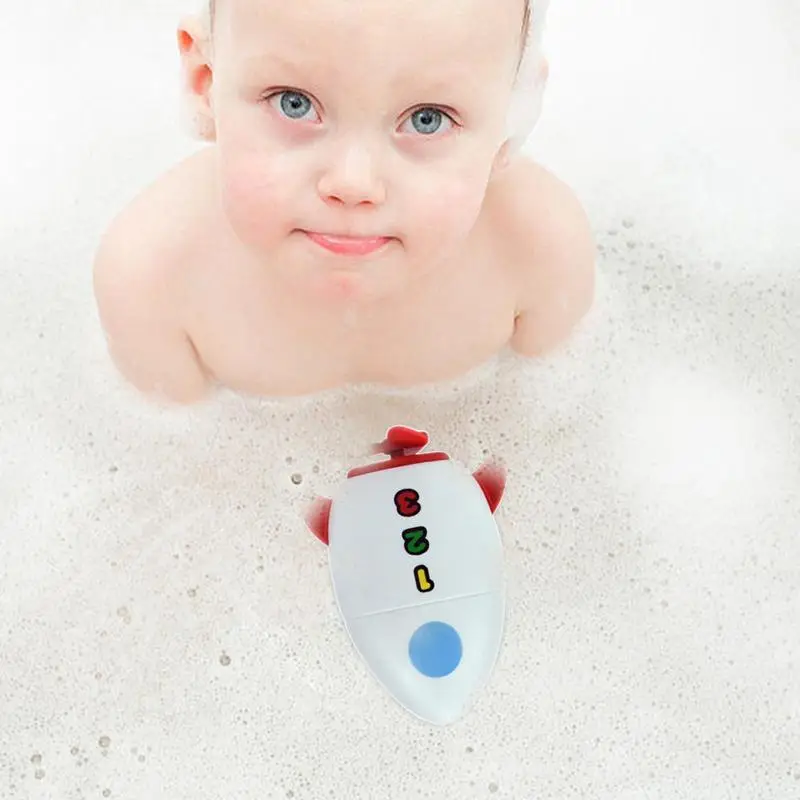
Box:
217 152 296 248
414 177 487 241
220 163 278 225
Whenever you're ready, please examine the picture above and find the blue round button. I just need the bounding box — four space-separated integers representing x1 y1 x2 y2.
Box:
408 621 463 678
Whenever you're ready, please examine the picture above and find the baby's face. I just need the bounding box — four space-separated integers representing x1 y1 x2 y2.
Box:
207 0 524 301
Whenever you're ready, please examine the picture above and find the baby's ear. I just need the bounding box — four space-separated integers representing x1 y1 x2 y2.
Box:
490 140 513 179
538 56 550 85
177 14 216 142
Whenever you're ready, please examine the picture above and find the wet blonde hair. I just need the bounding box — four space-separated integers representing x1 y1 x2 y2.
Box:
189 0 549 152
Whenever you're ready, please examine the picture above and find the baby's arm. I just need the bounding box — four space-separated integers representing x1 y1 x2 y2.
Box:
93 225 211 405
505 161 596 356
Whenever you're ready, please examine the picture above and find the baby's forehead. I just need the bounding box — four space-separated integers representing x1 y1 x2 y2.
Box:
214 0 525 52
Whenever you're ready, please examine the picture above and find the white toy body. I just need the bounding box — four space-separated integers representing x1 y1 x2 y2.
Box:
307 427 506 726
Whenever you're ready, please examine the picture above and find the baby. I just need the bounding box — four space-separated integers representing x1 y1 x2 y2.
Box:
93 0 595 403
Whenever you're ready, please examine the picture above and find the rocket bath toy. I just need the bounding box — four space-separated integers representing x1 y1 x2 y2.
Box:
306 426 506 726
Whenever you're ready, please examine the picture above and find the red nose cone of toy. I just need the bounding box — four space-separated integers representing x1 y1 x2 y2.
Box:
374 426 429 456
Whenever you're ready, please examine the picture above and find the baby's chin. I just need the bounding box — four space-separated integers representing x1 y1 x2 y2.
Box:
277 249 413 306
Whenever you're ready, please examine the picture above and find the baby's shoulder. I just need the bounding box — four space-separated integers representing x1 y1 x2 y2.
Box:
97 145 217 282
92 147 220 402
485 156 595 294
486 157 581 256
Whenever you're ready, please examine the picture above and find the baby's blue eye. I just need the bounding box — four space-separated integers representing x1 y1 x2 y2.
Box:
271 90 317 121
407 107 451 136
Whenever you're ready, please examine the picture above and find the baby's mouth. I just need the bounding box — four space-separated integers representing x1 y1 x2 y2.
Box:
303 230 393 257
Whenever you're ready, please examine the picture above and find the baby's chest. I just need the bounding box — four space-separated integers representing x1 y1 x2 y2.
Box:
190 258 518 396
351 291 516 385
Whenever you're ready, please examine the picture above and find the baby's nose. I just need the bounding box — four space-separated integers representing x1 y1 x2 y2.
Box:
317 144 387 207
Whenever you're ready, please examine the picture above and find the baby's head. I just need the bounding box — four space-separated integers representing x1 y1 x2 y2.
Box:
179 0 548 301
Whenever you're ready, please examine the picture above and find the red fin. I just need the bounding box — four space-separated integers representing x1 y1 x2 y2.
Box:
306 497 332 545
473 462 506 514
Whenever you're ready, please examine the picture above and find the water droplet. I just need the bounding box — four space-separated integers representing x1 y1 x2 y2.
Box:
138 755 145 763
489 782 499 793
70 747 79 756
103 790 111 798
622 218 635 229
220 653 232 667
187 588 197 598
291 473 303 485
99 736 111 749
34 770 45 780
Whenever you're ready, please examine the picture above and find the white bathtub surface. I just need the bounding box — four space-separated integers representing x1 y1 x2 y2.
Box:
1 0 799 798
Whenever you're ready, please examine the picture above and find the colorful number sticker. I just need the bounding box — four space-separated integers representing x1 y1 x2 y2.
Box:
414 565 435 593
394 488 422 518
402 527 430 557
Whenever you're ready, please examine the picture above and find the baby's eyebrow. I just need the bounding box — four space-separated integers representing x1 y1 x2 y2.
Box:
240 52 471 96
241 52 316 74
